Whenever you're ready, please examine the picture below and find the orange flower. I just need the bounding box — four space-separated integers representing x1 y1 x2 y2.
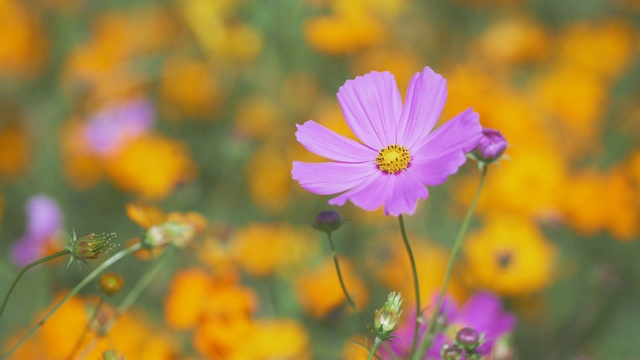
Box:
229 222 318 277
0 0 47 77
463 215 557 296
560 168 638 241
6 294 177 359
0 121 29 180
126 203 168 229
104 134 196 199
160 56 222 120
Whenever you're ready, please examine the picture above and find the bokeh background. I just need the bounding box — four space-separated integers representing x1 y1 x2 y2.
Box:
0 0 639 358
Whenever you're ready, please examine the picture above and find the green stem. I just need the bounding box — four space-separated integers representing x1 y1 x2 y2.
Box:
367 336 383 360
413 166 488 359
1 243 142 359
326 232 362 320
65 296 105 360
398 214 420 357
78 247 173 358
0 250 70 322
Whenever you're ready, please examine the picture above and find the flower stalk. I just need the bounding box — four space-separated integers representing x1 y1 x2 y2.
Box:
326 231 362 320
1 242 142 359
0 249 70 322
413 166 488 359
398 214 421 357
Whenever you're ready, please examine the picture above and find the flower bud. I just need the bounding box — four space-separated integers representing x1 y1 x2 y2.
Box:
99 273 125 296
468 128 507 169
144 221 195 248
66 232 117 266
441 343 463 360
456 327 481 350
311 210 345 235
373 292 403 340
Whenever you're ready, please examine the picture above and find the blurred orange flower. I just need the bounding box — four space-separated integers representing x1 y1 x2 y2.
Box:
104 134 196 199
463 215 557 296
229 222 318 277
295 257 369 318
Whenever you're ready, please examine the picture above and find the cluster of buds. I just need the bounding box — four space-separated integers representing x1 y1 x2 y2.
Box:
143 221 196 249
441 327 485 360
467 128 508 170
66 232 118 266
373 292 403 341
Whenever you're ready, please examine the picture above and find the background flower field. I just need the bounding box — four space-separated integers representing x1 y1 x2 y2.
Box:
0 0 639 358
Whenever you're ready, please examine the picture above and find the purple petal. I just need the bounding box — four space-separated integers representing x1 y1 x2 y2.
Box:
328 174 390 211
10 238 43 267
408 150 468 186
85 99 155 155
397 67 447 148
337 71 402 149
292 161 377 195
411 107 482 158
382 171 428 216
294 121 377 162
456 292 516 339
24 195 63 239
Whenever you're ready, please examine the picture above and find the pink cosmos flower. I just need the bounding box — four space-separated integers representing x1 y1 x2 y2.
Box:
292 67 483 216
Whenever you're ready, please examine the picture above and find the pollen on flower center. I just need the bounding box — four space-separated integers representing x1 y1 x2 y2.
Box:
376 145 411 174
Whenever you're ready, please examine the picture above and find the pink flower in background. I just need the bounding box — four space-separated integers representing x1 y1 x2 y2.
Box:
84 98 155 156
384 292 516 359
292 67 482 216
10 195 64 266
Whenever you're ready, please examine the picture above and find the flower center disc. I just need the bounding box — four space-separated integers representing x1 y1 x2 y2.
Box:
376 145 411 174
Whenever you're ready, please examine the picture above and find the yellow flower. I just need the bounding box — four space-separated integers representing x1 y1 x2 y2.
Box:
229 222 318 277
557 20 635 80
245 144 293 213
230 320 310 360
160 56 222 120
304 14 384 55
294 258 369 318
463 215 557 296
104 134 196 199
233 96 282 140
472 15 550 66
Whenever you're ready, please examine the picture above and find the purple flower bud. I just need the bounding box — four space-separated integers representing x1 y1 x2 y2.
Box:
311 210 344 234
472 128 507 162
441 343 463 360
456 327 481 350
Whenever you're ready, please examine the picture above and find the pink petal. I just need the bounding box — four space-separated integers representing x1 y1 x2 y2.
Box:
328 174 390 211
328 171 428 216
408 151 468 186
411 108 482 159
292 161 377 195
337 71 402 149
397 67 447 148
295 121 376 162
382 171 429 216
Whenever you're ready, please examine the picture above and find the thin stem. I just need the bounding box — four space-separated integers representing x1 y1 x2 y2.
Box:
413 166 488 359
367 337 383 360
0 250 70 322
398 214 420 357
78 247 173 359
326 232 362 320
66 297 105 360
1 243 142 359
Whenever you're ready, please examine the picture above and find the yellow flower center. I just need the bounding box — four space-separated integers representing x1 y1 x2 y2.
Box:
376 145 411 174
